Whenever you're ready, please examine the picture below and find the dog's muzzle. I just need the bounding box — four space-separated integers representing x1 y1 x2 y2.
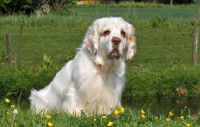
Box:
108 37 121 59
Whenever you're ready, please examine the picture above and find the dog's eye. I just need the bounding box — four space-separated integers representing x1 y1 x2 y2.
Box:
121 30 126 38
103 30 110 36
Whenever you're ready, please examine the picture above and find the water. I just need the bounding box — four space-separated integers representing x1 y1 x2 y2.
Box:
123 98 200 116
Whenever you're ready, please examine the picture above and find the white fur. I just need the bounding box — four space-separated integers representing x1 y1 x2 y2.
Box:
29 17 136 115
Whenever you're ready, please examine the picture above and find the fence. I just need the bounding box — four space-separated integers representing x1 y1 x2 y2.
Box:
0 27 199 68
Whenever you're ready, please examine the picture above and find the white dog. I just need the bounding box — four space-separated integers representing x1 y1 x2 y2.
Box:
29 17 136 115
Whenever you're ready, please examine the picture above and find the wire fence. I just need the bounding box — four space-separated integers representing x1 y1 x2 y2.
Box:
0 29 199 67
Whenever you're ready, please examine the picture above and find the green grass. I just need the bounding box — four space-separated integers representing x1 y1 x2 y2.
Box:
0 4 200 126
1 98 200 127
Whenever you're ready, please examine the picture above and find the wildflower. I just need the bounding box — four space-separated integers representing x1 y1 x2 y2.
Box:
13 109 18 115
180 116 184 119
141 114 145 119
46 115 51 120
114 109 120 115
155 116 158 120
11 104 15 108
107 122 113 127
185 106 187 109
166 118 170 122
86 100 90 104
119 106 125 113
169 111 174 116
47 122 53 127
5 98 11 103
186 123 191 127
6 112 10 116
140 109 145 114
102 115 107 119
94 118 97 122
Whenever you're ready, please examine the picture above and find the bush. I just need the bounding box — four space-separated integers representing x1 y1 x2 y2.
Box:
0 66 57 100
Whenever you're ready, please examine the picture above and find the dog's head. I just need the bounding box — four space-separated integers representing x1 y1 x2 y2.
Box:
84 17 136 65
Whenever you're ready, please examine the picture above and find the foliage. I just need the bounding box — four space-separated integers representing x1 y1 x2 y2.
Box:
0 66 57 100
41 54 53 72
1 99 200 127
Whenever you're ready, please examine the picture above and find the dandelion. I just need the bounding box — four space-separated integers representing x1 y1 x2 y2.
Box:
11 109 18 127
169 111 174 116
155 116 158 120
13 109 18 115
5 98 11 103
107 122 113 127
102 115 107 119
6 112 10 116
114 109 120 115
47 122 53 127
180 116 184 119
46 115 51 120
86 100 90 104
141 114 145 119
11 104 15 108
94 118 97 122
140 109 145 114
185 123 191 127
119 106 125 113
166 118 171 122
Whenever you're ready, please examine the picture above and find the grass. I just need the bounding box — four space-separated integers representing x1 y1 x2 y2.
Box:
0 3 200 126
1 97 200 127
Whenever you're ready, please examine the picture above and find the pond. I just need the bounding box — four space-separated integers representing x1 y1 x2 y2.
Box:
123 98 200 116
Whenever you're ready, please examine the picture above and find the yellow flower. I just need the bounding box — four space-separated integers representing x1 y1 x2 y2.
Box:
6 112 10 116
46 115 51 120
119 106 125 113
102 115 107 119
186 123 191 127
86 100 90 104
11 104 15 108
47 122 53 127
185 106 187 109
169 111 174 116
140 109 145 114
141 114 145 119
5 98 11 103
166 118 171 122
180 116 184 119
155 116 158 120
107 122 113 127
94 118 97 122
114 109 120 115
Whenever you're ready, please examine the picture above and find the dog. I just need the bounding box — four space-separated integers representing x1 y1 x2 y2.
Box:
29 17 136 115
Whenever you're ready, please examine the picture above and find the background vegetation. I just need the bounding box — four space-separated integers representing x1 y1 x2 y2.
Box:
0 2 200 126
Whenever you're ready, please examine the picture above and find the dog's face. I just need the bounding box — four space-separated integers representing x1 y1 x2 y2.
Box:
84 17 136 63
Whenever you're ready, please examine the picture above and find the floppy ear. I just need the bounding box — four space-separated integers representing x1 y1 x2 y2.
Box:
126 24 137 60
83 19 102 55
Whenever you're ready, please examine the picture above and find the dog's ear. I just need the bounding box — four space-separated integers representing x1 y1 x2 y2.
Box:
84 19 102 55
125 24 137 60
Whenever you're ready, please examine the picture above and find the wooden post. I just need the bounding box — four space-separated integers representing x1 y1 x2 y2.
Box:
18 18 25 68
170 0 173 6
6 32 12 67
192 26 199 66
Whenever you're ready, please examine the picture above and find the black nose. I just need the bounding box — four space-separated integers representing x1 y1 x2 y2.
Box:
112 37 121 45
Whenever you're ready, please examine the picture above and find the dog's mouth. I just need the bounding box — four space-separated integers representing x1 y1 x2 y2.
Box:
108 49 120 59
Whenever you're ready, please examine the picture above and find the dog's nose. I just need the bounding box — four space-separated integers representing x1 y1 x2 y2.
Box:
112 37 121 45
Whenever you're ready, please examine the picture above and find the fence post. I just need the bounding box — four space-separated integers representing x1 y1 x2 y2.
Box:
6 32 12 67
18 18 25 68
192 26 199 66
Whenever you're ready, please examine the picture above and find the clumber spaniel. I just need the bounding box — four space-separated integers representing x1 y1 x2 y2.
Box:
29 17 136 115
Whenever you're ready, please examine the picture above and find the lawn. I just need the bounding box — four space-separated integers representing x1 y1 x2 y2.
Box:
0 3 200 126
